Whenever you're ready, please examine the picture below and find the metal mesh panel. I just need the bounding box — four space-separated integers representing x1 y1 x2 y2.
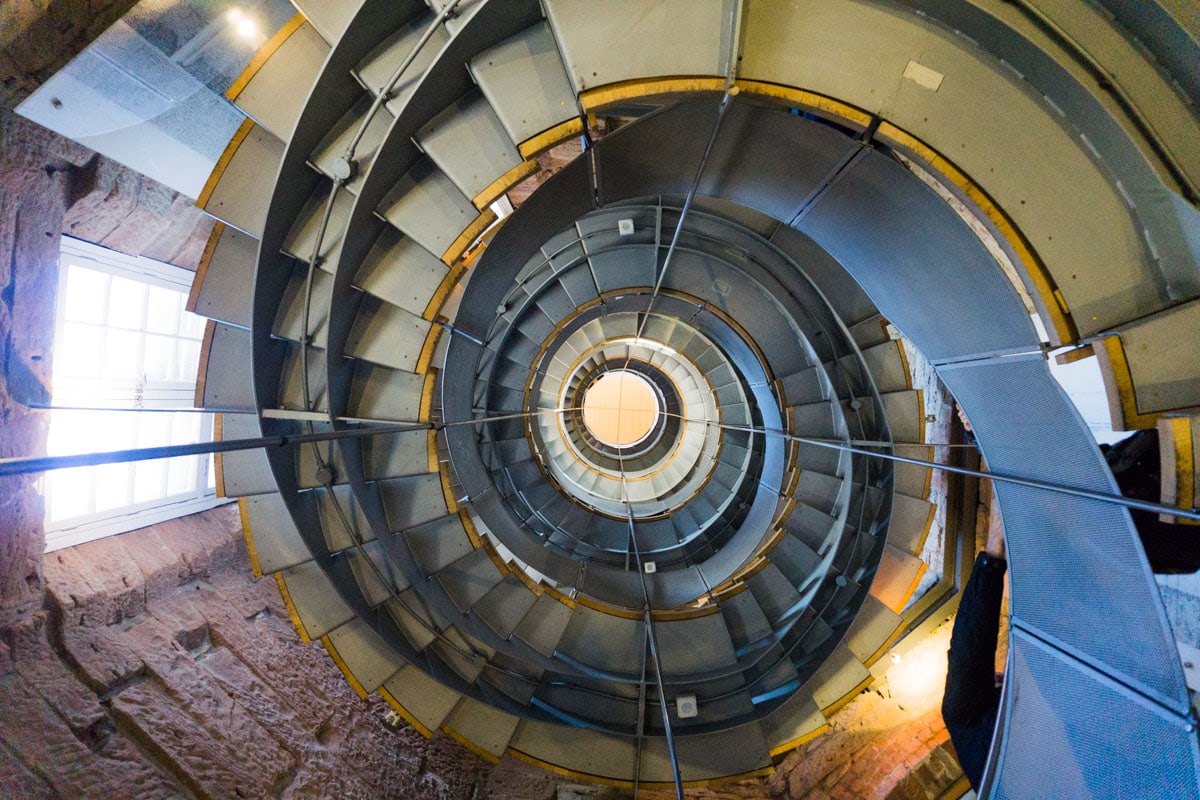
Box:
991 630 1200 800
940 357 1189 713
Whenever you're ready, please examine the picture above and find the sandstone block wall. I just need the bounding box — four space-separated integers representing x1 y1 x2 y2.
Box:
0 1 142 108
1 505 564 800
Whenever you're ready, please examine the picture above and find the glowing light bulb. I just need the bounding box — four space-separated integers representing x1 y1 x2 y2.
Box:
226 8 243 23
236 18 258 38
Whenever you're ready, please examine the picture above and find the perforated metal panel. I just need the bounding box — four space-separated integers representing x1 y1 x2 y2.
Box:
940 357 1190 715
990 629 1200 800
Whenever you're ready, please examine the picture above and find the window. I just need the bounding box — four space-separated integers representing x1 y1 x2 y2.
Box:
42 237 226 551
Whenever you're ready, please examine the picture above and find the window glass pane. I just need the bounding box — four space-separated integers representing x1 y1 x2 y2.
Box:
92 411 137 453
108 276 147 329
137 412 171 447
48 239 220 549
176 339 201 382
170 411 201 445
166 455 197 496
63 266 108 324
180 310 207 340
57 322 103 379
103 329 143 381
146 287 181 335
134 459 167 503
45 467 92 521
94 463 132 512
144 335 177 382
46 409 93 455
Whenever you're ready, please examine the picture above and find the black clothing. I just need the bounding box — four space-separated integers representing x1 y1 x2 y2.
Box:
1103 430 1200 574
943 551 1007 793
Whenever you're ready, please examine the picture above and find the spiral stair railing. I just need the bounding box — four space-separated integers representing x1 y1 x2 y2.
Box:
177 1 1200 796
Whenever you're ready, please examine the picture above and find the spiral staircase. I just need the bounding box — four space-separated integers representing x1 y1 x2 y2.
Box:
187 2 1200 796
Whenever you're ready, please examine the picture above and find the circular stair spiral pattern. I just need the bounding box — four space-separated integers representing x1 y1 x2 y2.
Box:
189 2 1200 795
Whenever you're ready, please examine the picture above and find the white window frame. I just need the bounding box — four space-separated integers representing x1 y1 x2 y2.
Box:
42 237 229 552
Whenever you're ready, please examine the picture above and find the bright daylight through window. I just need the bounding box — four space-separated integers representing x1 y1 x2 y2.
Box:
42 237 224 551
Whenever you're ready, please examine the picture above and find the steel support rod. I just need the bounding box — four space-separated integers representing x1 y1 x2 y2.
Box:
0 408 581 478
629 88 738 353
633 630 649 797
617 463 684 800
343 0 464 159
659 411 1200 523
0 422 427 477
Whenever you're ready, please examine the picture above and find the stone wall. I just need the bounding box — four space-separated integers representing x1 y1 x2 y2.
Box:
0 1 141 108
0 106 86 629
1 504 562 800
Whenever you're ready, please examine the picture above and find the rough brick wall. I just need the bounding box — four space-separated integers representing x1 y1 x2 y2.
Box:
0 106 87 628
0 505 565 800
0 1 141 109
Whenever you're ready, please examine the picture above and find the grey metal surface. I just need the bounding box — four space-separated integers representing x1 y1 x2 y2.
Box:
880 390 923 445
282 185 354 268
243 492 312 573
806 643 869 710
939 355 1190 713
855 341 909 395
842 594 901 663
232 22 329 142
381 663 462 732
770 226 880 329
796 147 1039 364
1114 299 1200 414
512 594 574 658
273 266 331 348
472 576 540 638
740 0 1191 336
355 12 450 116
443 697 520 756
380 475 450 532
346 363 425 421
380 158 480 258
199 323 260 412
190 225 255 329
435 548 505 613
203 123 285 238
989 628 1200 800
362 429 432 480
899 0 1200 300
317 484 377 551
653 613 739 676
355 227 449 317
217 412 276 496
760 687 825 753
310 96 393 194
469 22 579 146
345 297 429 371
279 560 357 640
276 341 328 414
291 0 361 45
327 617 405 693
416 91 524 200
596 100 856 224
543 0 736 93
555 606 646 675
886 493 933 557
